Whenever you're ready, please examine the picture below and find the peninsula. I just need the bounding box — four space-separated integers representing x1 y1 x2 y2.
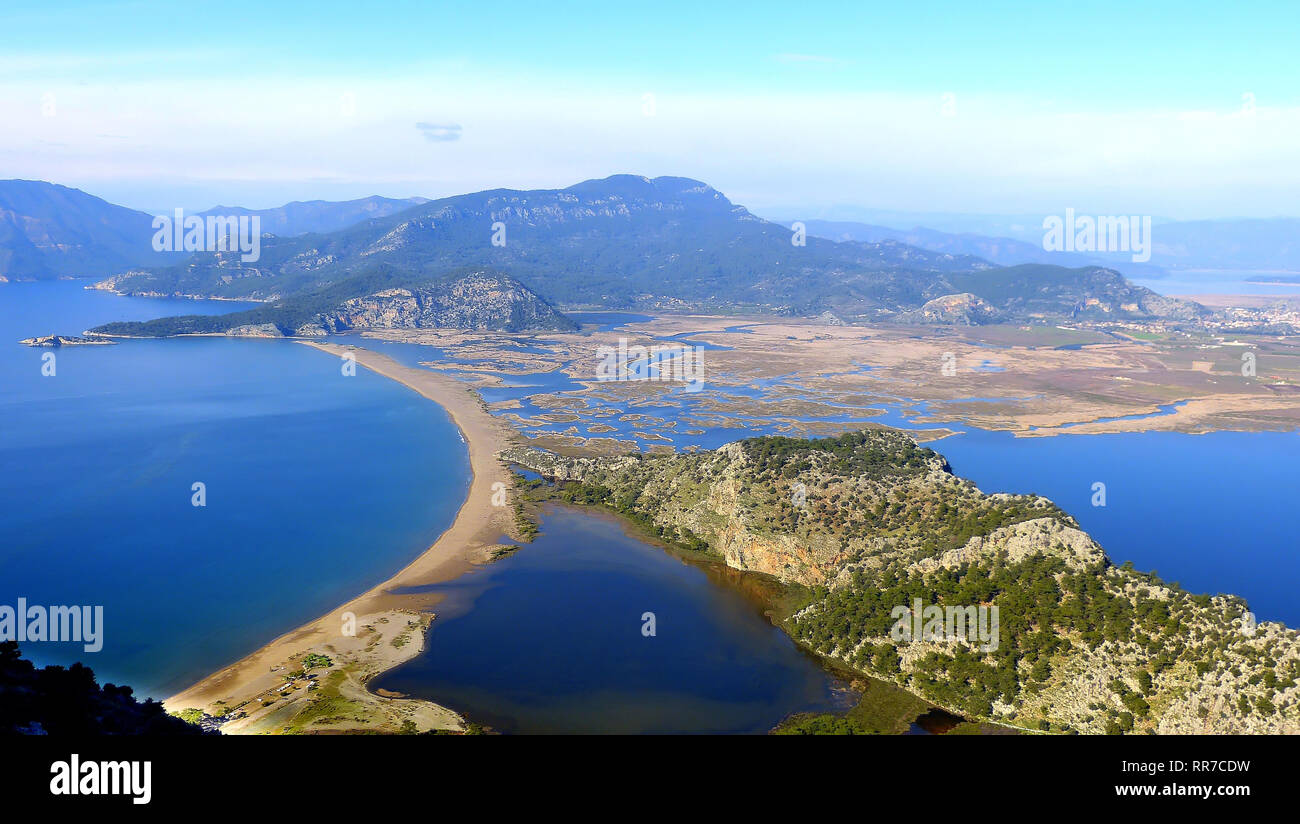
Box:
506 430 1300 734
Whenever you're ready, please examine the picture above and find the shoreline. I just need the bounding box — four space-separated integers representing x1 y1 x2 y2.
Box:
165 341 520 733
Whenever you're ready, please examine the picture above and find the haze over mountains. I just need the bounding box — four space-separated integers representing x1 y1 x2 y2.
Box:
1 175 1218 334
194 196 430 238
0 181 432 281
779 211 1300 276
0 180 177 279
5 178 1298 289
783 218 1169 277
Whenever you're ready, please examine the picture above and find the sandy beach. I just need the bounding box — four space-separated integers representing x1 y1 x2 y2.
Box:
165 341 521 733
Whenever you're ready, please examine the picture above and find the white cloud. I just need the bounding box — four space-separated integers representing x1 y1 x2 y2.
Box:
415 122 463 142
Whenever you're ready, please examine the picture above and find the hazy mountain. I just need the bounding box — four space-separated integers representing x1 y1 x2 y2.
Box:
0 180 175 280
782 211 1300 275
784 218 1168 278
0 182 432 282
195 195 429 237
1151 218 1300 272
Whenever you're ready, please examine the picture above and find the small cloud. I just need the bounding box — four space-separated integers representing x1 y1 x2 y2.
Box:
773 53 842 66
416 122 462 142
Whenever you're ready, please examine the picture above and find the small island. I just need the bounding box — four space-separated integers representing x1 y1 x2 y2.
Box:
19 333 116 346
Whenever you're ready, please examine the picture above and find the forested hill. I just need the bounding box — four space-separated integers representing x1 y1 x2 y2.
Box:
91 269 577 337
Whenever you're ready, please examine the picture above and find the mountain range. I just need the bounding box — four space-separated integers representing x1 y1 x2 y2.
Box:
0 181 430 281
4 176 1208 332
194 196 429 238
91 175 991 315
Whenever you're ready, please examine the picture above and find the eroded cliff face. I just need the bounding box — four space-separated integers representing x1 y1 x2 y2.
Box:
504 429 1300 735
505 437 1059 587
507 437 1066 588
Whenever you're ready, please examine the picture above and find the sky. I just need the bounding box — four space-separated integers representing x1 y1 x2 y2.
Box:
2 0 1298 218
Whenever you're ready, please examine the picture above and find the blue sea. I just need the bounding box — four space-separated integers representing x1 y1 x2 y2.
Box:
0 282 470 697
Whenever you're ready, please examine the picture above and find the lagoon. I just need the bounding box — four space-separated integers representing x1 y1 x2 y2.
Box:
372 505 855 734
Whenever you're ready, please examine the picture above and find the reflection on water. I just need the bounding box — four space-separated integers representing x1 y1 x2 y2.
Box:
372 505 857 733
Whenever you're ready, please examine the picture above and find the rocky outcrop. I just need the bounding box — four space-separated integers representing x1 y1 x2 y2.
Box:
813 310 846 326
904 292 1001 325
908 517 1105 575
224 324 284 338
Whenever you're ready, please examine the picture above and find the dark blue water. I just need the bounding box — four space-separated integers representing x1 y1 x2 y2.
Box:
0 282 470 697
372 505 854 733
932 428 1300 627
